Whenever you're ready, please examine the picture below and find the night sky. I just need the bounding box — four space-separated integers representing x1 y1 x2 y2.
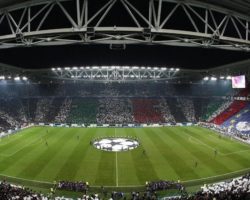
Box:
0 0 249 70
0 44 249 70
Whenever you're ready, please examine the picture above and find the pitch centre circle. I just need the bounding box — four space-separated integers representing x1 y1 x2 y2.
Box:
93 137 139 152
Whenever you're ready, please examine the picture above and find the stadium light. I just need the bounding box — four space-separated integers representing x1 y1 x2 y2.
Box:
176 68 180 72
220 76 225 79
14 76 20 81
57 67 61 71
22 76 28 81
226 76 232 80
0 76 5 80
52 68 56 71
211 77 217 81
170 68 174 71
203 77 209 81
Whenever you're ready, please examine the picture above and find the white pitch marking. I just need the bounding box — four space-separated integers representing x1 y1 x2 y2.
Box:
222 149 250 156
182 131 223 154
0 135 45 157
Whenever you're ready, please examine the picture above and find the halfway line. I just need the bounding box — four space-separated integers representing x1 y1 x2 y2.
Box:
115 128 119 187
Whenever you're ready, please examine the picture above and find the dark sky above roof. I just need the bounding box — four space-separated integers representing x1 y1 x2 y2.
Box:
0 0 249 70
0 0 249 16
0 45 249 69
0 0 250 15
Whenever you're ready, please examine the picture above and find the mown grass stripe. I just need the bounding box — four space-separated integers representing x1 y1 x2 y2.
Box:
0 127 44 155
132 128 178 181
129 128 160 184
182 127 250 170
54 128 96 181
144 128 200 180
0 128 49 173
16 128 76 179
162 127 231 178
94 129 116 186
0 126 250 188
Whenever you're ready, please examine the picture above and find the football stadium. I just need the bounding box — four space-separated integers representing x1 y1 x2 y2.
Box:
0 0 250 199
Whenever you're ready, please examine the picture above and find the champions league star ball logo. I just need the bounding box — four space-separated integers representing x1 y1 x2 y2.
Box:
93 137 139 152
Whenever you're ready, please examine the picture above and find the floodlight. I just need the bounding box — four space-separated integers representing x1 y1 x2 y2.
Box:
14 77 20 81
211 77 217 81
22 76 28 81
203 77 209 80
226 76 232 80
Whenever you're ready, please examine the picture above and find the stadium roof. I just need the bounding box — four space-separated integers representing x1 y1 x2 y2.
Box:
0 0 249 70
0 0 249 16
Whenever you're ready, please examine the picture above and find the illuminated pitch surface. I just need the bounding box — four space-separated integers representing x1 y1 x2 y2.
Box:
0 126 250 187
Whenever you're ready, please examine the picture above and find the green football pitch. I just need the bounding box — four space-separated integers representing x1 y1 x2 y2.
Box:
0 126 250 187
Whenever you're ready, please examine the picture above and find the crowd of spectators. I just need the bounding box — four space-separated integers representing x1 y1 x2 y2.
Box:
207 100 232 122
193 173 250 200
55 98 72 123
199 122 250 143
57 181 89 193
178 99 196 122
133 99 164 123
0 180 45 200
159 98 176 124
1 174 250 200
96 98 134 124
34 99 53 123
146 180 184 192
